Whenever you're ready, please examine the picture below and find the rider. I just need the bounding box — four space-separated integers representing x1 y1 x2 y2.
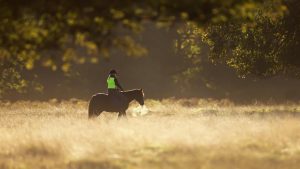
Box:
107 69 125 106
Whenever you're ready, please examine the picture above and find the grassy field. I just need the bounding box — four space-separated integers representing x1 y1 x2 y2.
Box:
1 98 300 169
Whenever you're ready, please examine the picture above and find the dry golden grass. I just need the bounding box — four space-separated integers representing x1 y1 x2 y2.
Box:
1 98 300 169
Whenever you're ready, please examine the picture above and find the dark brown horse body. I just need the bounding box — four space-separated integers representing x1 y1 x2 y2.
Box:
88 89 144 118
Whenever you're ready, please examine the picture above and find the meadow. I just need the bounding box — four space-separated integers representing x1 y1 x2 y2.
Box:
1 98 300 169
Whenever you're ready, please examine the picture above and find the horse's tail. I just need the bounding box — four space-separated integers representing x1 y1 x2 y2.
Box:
88 96 96 119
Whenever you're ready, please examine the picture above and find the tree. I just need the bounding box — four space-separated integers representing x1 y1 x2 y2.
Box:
0 0 282 96
177 0 299 79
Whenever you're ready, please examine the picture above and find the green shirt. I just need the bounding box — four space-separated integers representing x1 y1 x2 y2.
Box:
107 77 116 89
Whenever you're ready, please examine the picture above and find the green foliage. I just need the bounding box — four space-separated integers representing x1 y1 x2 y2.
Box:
0 0 290 95
177 0 300 78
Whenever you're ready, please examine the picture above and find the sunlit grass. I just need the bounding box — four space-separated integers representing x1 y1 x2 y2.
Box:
0 99 300 169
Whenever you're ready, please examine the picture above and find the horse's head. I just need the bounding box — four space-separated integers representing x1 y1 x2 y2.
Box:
136 89 144 106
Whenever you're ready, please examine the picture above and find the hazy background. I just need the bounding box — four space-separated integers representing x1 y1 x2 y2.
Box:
4 23 300 102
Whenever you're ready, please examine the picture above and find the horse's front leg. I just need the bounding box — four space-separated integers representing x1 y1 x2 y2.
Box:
118 111 127 119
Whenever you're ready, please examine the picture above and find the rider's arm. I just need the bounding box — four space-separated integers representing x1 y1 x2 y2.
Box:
114 78 124 91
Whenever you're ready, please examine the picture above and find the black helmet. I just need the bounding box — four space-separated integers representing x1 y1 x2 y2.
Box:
109 69 117 75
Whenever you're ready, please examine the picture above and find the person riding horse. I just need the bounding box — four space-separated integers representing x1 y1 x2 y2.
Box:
88 70 144 118
107 69 127 107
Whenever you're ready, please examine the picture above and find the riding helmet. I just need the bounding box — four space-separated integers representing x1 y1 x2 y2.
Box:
109 69 117 75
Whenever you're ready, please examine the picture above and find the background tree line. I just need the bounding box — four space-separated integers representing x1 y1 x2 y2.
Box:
1 0 299 101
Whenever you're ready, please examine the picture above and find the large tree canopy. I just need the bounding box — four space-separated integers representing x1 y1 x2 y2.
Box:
0 0 288 95
177 0 298 79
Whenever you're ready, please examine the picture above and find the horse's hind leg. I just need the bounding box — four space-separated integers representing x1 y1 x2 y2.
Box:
88 105 102 119
89 110 96 119
90 111 103 119
88 99 97 119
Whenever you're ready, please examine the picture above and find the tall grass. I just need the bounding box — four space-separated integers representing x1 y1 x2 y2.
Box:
1 99 300 169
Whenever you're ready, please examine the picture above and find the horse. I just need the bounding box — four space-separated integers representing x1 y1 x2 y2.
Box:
88 89 144 119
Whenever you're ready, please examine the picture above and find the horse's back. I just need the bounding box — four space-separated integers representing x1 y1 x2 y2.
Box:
93 93 108 97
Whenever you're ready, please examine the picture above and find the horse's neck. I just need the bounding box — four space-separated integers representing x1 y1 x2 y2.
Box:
123 90 138 102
